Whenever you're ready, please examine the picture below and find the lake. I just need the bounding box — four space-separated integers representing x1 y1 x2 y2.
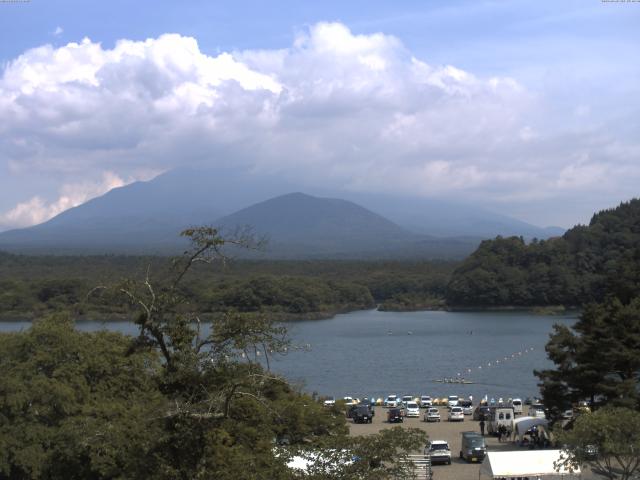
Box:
0 309 575 401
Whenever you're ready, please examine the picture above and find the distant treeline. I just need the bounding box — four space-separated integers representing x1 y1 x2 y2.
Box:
0 253 455 319
447 199 640 307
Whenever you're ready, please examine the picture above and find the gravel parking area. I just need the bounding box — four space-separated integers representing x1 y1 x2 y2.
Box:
348 406 597 480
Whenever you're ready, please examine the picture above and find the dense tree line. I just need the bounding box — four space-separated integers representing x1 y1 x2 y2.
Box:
0 228 428 479
446 199 640 307
0 254 455 319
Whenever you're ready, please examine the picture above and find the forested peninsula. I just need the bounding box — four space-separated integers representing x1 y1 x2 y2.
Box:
0 255 453 320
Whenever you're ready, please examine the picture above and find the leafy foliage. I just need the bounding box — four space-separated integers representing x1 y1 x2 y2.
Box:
447 199 640 307
555 407 640 480
0 313 164 479
0 254 454 319
536 296 640 419
0 227 432 479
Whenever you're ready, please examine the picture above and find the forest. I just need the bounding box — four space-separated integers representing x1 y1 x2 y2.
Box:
2 199 639 319
0 252 455 320
446 199 640 307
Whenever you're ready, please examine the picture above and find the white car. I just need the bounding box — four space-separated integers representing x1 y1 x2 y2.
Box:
405 402 420 417
384 394 399 408
343 397 358 406
323 397 335 407
448 406 464 422
447 395 460 408
459 401 473 415
401 395 414 406
424 407 441 422
419 395 432 408
425 440 451 465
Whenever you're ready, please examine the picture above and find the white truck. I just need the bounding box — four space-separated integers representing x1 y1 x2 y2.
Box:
487 407 514 436
511 398 523 415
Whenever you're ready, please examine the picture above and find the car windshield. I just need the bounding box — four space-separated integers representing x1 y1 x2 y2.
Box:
407 403 418 408
452 408 462 412
430 444 448 451
466 437 485 448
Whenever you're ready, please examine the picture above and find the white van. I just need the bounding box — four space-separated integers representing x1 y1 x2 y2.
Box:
447 395 460 408
487 407 514 435
511 398 523 415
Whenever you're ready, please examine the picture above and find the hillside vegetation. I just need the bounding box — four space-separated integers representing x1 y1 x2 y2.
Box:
0 254 454 319
446 199 640 307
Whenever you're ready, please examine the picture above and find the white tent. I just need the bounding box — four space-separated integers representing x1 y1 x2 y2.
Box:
513 416 549 440
479 450 581 479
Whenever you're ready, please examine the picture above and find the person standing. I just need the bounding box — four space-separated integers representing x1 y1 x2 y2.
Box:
479 416 485 436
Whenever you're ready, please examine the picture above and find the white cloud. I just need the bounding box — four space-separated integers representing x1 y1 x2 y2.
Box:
0 172 130 229
0 22 638 229
53 26 63 37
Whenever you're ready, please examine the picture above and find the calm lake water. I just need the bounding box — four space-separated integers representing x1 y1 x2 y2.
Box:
0 309 575 401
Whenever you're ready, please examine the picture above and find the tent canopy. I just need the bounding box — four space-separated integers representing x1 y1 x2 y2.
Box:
513 416 549 436
480 450 580 478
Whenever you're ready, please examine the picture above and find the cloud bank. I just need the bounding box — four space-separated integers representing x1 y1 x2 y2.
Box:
0 172 130 229
0 22 637 228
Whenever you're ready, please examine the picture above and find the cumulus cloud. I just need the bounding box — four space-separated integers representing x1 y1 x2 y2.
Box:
0 21 637 228
0 172 130 229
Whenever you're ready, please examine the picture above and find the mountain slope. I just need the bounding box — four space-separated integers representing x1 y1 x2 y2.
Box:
0 166 562 257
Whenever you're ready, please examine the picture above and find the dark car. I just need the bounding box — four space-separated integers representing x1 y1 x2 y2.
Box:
473 406 491 421
387 408 404 423
353 405 373 424
460 431 486 462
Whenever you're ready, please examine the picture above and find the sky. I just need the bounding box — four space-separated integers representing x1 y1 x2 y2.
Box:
0 0 638 230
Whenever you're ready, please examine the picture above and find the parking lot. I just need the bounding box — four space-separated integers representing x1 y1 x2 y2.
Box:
347 406 597 480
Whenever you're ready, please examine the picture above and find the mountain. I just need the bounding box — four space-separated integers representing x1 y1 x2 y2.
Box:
215 192 479 258
0 166 563 257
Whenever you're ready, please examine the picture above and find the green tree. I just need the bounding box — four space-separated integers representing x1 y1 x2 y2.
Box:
0 313 164 479
555 407 640 480
536 296 640 419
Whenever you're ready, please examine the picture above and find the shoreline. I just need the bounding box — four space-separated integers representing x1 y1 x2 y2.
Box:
0 304 579 323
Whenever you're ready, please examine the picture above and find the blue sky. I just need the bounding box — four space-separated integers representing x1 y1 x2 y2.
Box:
0 0 639 229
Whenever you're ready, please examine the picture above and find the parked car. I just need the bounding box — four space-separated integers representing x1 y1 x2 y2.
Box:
511 398 523 415
425 440 451 465
387 408 404 423
401 395 414 406
528 403 546 419
352 405 373 424
448 406 464 422
459 400 473 415
384 395 399 408
447 395 460 408
405 401 420 417
425 407 441 422
347 402 374 419
323 396 335 407
460 432 486 463
343 396 358 406
473 405 491 421
419 395 432 408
